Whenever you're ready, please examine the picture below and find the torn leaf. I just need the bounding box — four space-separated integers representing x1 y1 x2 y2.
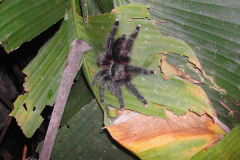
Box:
158 36 202 71
83 4 214 119
159 58 204 84
107 110 226 160
10 11 79 138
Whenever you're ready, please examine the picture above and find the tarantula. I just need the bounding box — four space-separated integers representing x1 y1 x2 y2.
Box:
92 19 156 110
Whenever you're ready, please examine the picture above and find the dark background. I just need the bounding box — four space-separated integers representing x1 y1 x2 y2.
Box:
0 20 62 160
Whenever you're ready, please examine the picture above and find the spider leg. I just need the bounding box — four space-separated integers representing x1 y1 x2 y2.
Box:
107 81 125 110
92 69 108 86
126 65 156 75
105 19 119 56
124 81 148 107
100 75 111 104
116 85 125 110
125 24 141 51
123 24 141 54
119 25 141 62
107 80 118 95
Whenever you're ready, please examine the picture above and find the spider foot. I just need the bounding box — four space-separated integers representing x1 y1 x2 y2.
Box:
120 105 125 110
114 19 119 26
150 70 157 75
142 99 148 107
136 24 141 30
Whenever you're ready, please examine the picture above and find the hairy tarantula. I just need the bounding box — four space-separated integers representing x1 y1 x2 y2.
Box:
92 19 156 110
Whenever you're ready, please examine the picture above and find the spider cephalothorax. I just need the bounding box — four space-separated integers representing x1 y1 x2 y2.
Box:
92 19 156 110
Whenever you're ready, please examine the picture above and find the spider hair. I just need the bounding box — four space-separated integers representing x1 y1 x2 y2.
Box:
92 19 156 110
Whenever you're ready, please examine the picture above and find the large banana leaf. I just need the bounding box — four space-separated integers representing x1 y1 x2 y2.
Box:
127 0 240 128
81 3 226 159
10 13 78 137
82 3 215 118
121 0 239 159
1 0 238 159
0 0 70 52
8 2 216 137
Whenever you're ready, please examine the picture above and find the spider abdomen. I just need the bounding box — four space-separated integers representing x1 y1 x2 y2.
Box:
111 62 126 81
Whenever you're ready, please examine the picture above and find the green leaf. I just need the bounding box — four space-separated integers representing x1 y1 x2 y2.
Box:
158 36 202 70
79 0 116 24
37 100 137 160
192 124 240 160
0 0 70 52
80 0 115 16
10 10 79 137
82 3 214 120
5 1 235 158
126 0 240 127
9 0 114 138
80 0 102 19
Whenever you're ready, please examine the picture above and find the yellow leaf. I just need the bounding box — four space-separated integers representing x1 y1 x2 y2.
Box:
107 109 225 160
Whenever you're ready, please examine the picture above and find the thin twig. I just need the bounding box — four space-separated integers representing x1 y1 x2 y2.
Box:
0 116 13 144
0 91 13 144
22 144 28 160
39 39 92 160
0 89 14 144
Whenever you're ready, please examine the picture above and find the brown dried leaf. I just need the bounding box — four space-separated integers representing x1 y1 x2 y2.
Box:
107 109 225 159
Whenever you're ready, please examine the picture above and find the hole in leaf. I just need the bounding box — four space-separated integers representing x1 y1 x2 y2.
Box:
66 124 70 129
23 103 27 111
33 106 36 111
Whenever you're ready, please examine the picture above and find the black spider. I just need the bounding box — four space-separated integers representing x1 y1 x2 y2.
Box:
92 19 156 110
